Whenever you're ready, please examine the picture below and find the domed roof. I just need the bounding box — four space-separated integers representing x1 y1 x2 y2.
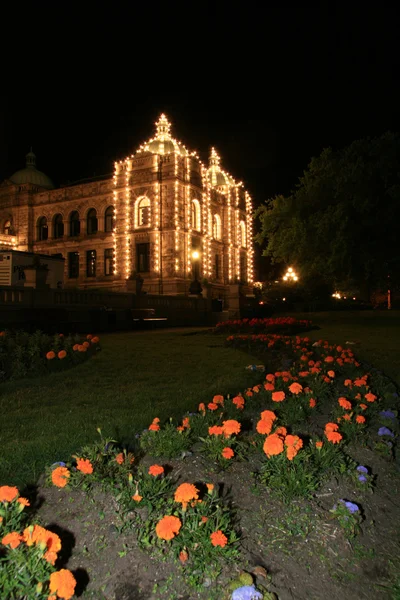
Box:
9 151 54 190
208 147 233 188
138 114 189 156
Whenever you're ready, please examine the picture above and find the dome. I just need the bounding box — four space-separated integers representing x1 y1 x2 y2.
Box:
138 114 188 156
208 170 230 187
9 151 54 190
207 147 233 188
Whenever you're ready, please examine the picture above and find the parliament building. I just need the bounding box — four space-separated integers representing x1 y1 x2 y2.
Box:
0 115 254 297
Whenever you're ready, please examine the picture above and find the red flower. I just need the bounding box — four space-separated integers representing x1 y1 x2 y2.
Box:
222 447 234 459
149 465 164 476
271 391 285 402
210 530 228 547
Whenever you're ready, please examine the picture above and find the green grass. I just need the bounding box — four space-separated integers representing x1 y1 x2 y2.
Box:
0 328 261 487
289 311 400 386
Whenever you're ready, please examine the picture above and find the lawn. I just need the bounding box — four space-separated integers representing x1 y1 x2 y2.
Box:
0 328 261 487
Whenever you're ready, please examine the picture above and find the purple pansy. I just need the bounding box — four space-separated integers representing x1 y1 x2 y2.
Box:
378 427 394 437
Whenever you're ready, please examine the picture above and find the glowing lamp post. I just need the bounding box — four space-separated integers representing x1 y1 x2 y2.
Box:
282 267 298 282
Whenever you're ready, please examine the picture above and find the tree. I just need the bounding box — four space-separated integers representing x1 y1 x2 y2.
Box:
255 133 400 299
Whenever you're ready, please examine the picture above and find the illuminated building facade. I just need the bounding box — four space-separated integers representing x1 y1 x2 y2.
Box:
0 115 254 297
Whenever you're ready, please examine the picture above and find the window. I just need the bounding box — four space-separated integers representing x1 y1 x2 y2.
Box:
137 197 151 226
240 251 247 283
215 254 220 280
53 214 64 238
239 220 246 247
70 211 80 237
105 206 114 232
37 217 48 241
3 220 12 235
87 209 98 234
86 250 97 277
213 214 221 240
191 199 200 230
68 252 79 278
104 248 114 276
136 243 150 273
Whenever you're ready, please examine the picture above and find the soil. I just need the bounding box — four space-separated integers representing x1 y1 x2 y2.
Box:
31 441 400 600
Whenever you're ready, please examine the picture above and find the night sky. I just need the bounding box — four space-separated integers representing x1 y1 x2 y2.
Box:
2 3 399 208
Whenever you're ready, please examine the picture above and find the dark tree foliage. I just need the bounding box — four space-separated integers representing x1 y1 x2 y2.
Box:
255 133 400 297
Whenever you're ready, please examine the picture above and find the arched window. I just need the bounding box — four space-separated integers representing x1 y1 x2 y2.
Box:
70 211 80 237
3 220 12 235
191 199 201 231
239 220 246 247
53 214 64 239
104 206 114 232
137 197 151 227
213 214 221 240
37 217 48 241
87 208 98 234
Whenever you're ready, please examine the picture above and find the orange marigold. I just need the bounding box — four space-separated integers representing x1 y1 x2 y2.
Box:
325 431 343 444
275 426 287 437
324 422 339 433
356 415 366 424
289 382 303 395
206 483 214 493
354 378 367 387
115 453 124 465
198 402 206 413
149 465 164 476
17 497 30 507
132 494 143 502
260 410 277 422
72 344 79 351
232 396 245 409
76 458 93 474
2 532 22 549
315 441 323 449
256 419 273 435
201 515 209 523
309 398 316 408
222 420 241 437
0 485 19 503
156 515 182 540
149 423 160 431
208 402 218 411
263 433 284 457
49 569 76 600
359 403 367 410
265 373 275 382
209 425 224 436
210 530 228 547
264 382 275 391
91 336 100 344
46 351 56 360
344 379 352 387
179 550 189 563
327 370 335 378
51 466 70 488
222 447 234 459
213 395 224 405
58 350 67 360
365 392 377 403
271 391 285 403
324 356 334 363
174 483 199 505
338 397 352 410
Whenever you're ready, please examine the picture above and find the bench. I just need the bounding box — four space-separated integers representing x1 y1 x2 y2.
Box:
131 308 168 329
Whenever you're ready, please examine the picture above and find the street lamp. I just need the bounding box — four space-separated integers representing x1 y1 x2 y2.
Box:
189 250 203 295
282 267 298 282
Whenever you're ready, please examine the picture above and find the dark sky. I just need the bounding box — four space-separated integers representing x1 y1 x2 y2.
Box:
1 2 399 207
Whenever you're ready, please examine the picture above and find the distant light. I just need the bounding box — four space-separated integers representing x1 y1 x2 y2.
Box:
282 297 286 301
344 296 347 299
259 301 264 305
192 250 200 260
288 267 293 272
353 297 356 300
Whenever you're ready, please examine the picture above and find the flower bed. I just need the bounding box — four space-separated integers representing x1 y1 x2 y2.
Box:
1 333 399 598
214 316 315 335
0 330 100 381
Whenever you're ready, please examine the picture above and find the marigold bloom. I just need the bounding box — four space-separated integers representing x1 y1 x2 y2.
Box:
265 373 275 382
175 483 199 506
91 336 100 344
260 410 277 422
245 390 253 397
275 426 287 437
156 515 182 540
17 497 30 507
209 425 224 436
356 415 366 424
182 417 190 429
2 532 22 549
72 344 79 351
176 425 184 432
78 345 87 352
256 419 273 435
201 515 209 523
49 569 76 600
264 382 275 391
132 494 143 502
83 341 90 348
315 441 323 449
149 423 160 431
222 447 234 459
86 334 93 340
359 403 367 410
289 382 303 395
198 402 206 413
271 391 285 403
324 356 334 363
76 458 93 474
365 392 377 403
298 371 310 377
263 433 284 457
325 431 343 444
210 530 228 547
222 420 241 437
179 550 189 563
309 398 316 408
208 402 218 411
206 483 214 493
213 395 224 405
46 351 56 360
324 422 339 433
232 396 245 409
327 370 335 378
354 378 367 387
0 485 19 503
58 350 67 360
115 453 124 465
342 413 351 421
149 465 164 476
52 466 70 488
338 397 352 410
